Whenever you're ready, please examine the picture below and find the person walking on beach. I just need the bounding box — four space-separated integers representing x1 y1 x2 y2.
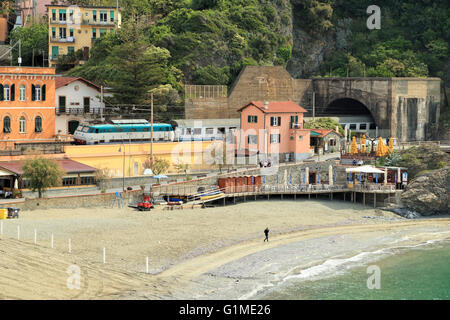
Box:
264 227 270 242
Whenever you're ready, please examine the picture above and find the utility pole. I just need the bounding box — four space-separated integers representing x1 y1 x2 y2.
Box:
150 92 154 162
100 86 104 121
312 91 316 120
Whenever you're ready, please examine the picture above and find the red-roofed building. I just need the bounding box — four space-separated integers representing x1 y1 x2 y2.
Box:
0 158 96 194
310 129 343 154
237 101 312 162
55 76 105 135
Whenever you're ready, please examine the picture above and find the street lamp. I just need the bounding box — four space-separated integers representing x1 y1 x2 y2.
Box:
118 143 125 191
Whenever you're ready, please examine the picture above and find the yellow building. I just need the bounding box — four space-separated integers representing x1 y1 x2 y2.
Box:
63 141 220 178
46 4 122 66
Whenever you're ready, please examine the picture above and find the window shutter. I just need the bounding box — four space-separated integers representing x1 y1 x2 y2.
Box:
270 117 274 126
0 84 3 100
278 117 281 126
31 84 35 101
42 85 46 101
248 115 251 123
10 84 15 101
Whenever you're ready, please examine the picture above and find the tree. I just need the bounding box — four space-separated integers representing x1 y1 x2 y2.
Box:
21 158 65 198
9 23 48 67
143 157 170 175
304 118 344 135
107 41 175 105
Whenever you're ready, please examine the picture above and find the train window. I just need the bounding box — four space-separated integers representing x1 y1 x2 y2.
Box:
108 129 112 132
349 124 357 130
118 128 123 132
194 128 202 135
370 123 376 130
186 128 192 134
218 127 225 134
144 128 149 132
95 129 99 133
131 128 136 132
83 127 89 133
360 123 367 130
206 128 214 134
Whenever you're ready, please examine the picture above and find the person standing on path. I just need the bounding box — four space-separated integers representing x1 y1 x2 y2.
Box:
264 227 270 242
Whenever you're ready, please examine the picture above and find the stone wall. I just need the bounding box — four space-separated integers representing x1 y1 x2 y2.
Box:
184 66 442 142
8 190 144 211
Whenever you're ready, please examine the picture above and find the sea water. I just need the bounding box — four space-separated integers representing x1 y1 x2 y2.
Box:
261 240 450 300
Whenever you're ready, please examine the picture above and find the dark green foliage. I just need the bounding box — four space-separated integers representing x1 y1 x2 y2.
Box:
21 158 65 198
397 145 450 179
9 24 48 67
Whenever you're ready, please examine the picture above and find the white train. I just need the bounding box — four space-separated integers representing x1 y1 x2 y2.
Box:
173 118 239 141
73 119 175 145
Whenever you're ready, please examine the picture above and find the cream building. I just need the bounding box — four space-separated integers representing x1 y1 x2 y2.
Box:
55 76 105 135
46 4 121 66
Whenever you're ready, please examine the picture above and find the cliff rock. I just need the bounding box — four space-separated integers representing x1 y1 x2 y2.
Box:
401 166 450 215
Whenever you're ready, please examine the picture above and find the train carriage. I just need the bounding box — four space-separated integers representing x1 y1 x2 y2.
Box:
73 119 174 145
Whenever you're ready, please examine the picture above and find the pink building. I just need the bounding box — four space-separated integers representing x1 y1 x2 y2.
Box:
237 101 311 162
17 0 53 26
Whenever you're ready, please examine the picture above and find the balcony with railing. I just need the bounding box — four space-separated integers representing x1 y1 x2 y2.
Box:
57 107 104 115
50 36 75 43
82 18 116 26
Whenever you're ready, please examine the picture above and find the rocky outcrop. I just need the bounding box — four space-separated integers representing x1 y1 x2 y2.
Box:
401 166 450 216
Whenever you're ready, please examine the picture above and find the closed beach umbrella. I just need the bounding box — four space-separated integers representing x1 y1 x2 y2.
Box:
305 167 309 184
318 172 321 184
375 173 378 183
263 176 266 184
334 172 337 183
384 168 387 185
359 172 362 182
328 165 333 186
276 175 279 184
290 173 292 184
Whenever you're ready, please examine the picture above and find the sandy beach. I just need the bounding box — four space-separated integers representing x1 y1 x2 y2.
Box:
1 199 450 300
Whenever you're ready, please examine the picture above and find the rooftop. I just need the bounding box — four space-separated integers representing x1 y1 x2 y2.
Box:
0 158 96 176
55 76 101 90
238 101 308 114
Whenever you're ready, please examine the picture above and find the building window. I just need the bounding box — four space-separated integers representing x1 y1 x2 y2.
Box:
349 124 357 130
185 128 192 135
247 115 258 123
270 116 281 127
360 123 367 130
248 135 258 144
299 135 303 140
3 116 11 133
3 84 10 101
59 9 66 22
100 11 107 22
59 96 66 113
59 27 66 39
19 116 26 133
205 128 214 134
68 46 74 54
194 128 202 135
110 11 115 22
52 9 56 21
329 139 336 146
32 84 43 101
80 176 95 185
83 97 90 113
35 116 42 133
92 28 97 38
290 115 299 128
69 10 74 22
69 28 74 38
270 134 280 144
52 46 59 59
62 177 77 186
370 123 376 130
52 27 56 39
100 28 107 37
93 10 97 22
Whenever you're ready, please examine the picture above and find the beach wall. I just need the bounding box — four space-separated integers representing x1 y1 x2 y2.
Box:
6 190 143 211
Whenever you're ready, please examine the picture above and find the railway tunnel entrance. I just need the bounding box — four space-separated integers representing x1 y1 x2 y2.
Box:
323 98 378 137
